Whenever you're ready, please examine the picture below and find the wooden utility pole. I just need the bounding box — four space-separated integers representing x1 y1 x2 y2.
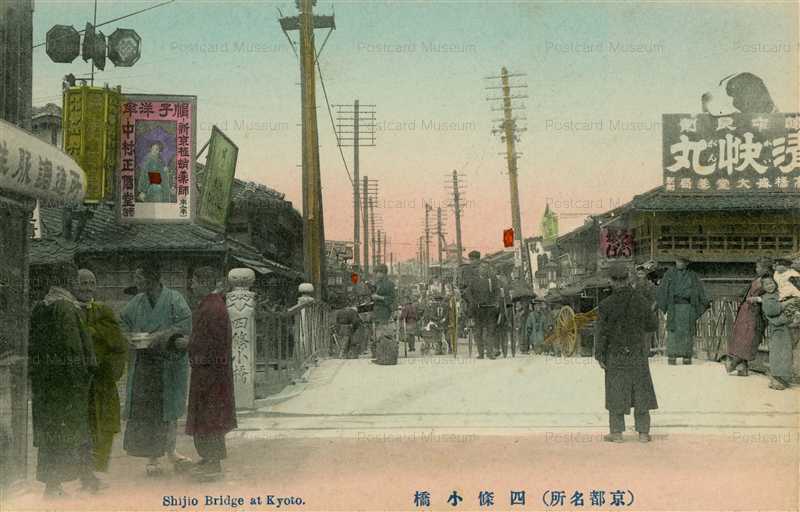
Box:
279 0 335 299
376 230 382 266
424 203 431 282
449 170 465 266
383 233 388 270
436 206 444 266
353 100 360 269
370 197 377 268
486 67 529 279
362 175 369 276
334 100 375 272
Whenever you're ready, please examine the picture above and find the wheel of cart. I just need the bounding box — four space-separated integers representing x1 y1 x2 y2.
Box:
543 306 599 357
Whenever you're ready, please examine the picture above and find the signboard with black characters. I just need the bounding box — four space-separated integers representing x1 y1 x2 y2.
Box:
662 113 800 193
197 125 238 231
118 94 197 223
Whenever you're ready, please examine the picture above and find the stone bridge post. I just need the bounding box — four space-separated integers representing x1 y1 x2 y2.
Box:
227 268 256 409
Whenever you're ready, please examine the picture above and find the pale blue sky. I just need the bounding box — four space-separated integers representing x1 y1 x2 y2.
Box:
32 1 799 258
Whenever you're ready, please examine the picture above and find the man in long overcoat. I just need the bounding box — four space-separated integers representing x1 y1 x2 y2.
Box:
185 267 237 481
28 264 100 497
595 263 659 443
656 256 709 365
75 269 127 478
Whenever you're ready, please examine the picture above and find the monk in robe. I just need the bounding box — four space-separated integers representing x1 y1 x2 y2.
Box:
28 264 100 497
185 267 236 481
75 269 127 475
656 257 709 365
120 263 192 476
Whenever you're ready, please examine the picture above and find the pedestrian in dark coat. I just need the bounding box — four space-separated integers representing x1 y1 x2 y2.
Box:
28 264 101 497
184 267 237 481
726 258 773 376
595 263 659 443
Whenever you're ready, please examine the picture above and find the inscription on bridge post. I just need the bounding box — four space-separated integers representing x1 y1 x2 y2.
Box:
227 268 256 409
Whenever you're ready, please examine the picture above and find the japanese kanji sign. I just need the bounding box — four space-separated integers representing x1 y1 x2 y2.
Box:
118 94 196 222
600 227 633 258
0 119 86 203
197 125 238 231
62 85 121 202
662 113 800 193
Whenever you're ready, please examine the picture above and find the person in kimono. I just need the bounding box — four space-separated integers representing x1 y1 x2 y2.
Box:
595 263 659 443
74 269 127 477
632 265 658 356
120 263 192 476
773 258 800 326
399 297 419 352
524 301 547 355
185 267 236 481
726 258 773 376
336 295 364 359
752 276 794 390
28 264 101 497
656 256 709 365
137 141 171 203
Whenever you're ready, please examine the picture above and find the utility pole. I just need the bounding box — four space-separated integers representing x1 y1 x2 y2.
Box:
362 175 370 276
436 206 445 266
376 230 382 266
334 100 375 272
424 203 432 283
279 0 335 299
370 197 377 269
486 67 528 278
383 233 388 270
447 170 466 266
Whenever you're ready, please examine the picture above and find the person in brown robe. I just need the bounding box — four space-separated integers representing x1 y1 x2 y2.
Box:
726 258 773 376
74 269 127 478
184 267 236 481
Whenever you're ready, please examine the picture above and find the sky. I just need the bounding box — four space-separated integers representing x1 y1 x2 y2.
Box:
32 0 800 261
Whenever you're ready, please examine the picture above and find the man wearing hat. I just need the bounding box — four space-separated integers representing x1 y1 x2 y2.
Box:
656 256 709 365
595 263 659 443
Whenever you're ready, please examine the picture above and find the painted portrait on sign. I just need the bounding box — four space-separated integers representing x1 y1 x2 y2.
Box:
134 120 177 203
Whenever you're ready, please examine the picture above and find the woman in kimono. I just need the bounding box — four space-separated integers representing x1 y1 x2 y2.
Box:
752 276 794 390
137 142 169 203
726 258 772 376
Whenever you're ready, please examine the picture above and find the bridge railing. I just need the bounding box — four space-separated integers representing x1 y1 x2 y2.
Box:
254 299 331 399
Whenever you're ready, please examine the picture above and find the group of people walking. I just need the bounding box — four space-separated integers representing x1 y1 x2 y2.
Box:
28 261 237 498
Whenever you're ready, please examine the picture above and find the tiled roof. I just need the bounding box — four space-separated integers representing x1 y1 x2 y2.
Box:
36 205 227 255
633 187 800 212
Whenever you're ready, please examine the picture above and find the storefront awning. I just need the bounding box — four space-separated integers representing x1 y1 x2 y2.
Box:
0 120 87 203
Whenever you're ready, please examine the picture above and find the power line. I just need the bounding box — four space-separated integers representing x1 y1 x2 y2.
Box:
32 0 176 49
315 59 353 185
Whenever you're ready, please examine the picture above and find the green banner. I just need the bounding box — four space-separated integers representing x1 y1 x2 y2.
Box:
197 125 238 230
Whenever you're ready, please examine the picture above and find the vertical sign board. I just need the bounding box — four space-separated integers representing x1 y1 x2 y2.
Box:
62 86 121 203
118 94 197 222
663 113 800 193
197 125 238 231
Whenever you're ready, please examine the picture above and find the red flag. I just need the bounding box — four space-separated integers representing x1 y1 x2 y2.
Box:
503 228 514 248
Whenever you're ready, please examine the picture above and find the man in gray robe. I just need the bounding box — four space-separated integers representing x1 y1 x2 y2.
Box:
656 257 709 365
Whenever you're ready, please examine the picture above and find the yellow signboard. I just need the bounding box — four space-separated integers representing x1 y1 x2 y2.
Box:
62 85 121 203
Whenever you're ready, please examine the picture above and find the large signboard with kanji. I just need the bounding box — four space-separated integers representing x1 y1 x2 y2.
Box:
0 119 86 204
197 125 238 231
62 85 121 202
118 94 196 222
662 113 800 193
